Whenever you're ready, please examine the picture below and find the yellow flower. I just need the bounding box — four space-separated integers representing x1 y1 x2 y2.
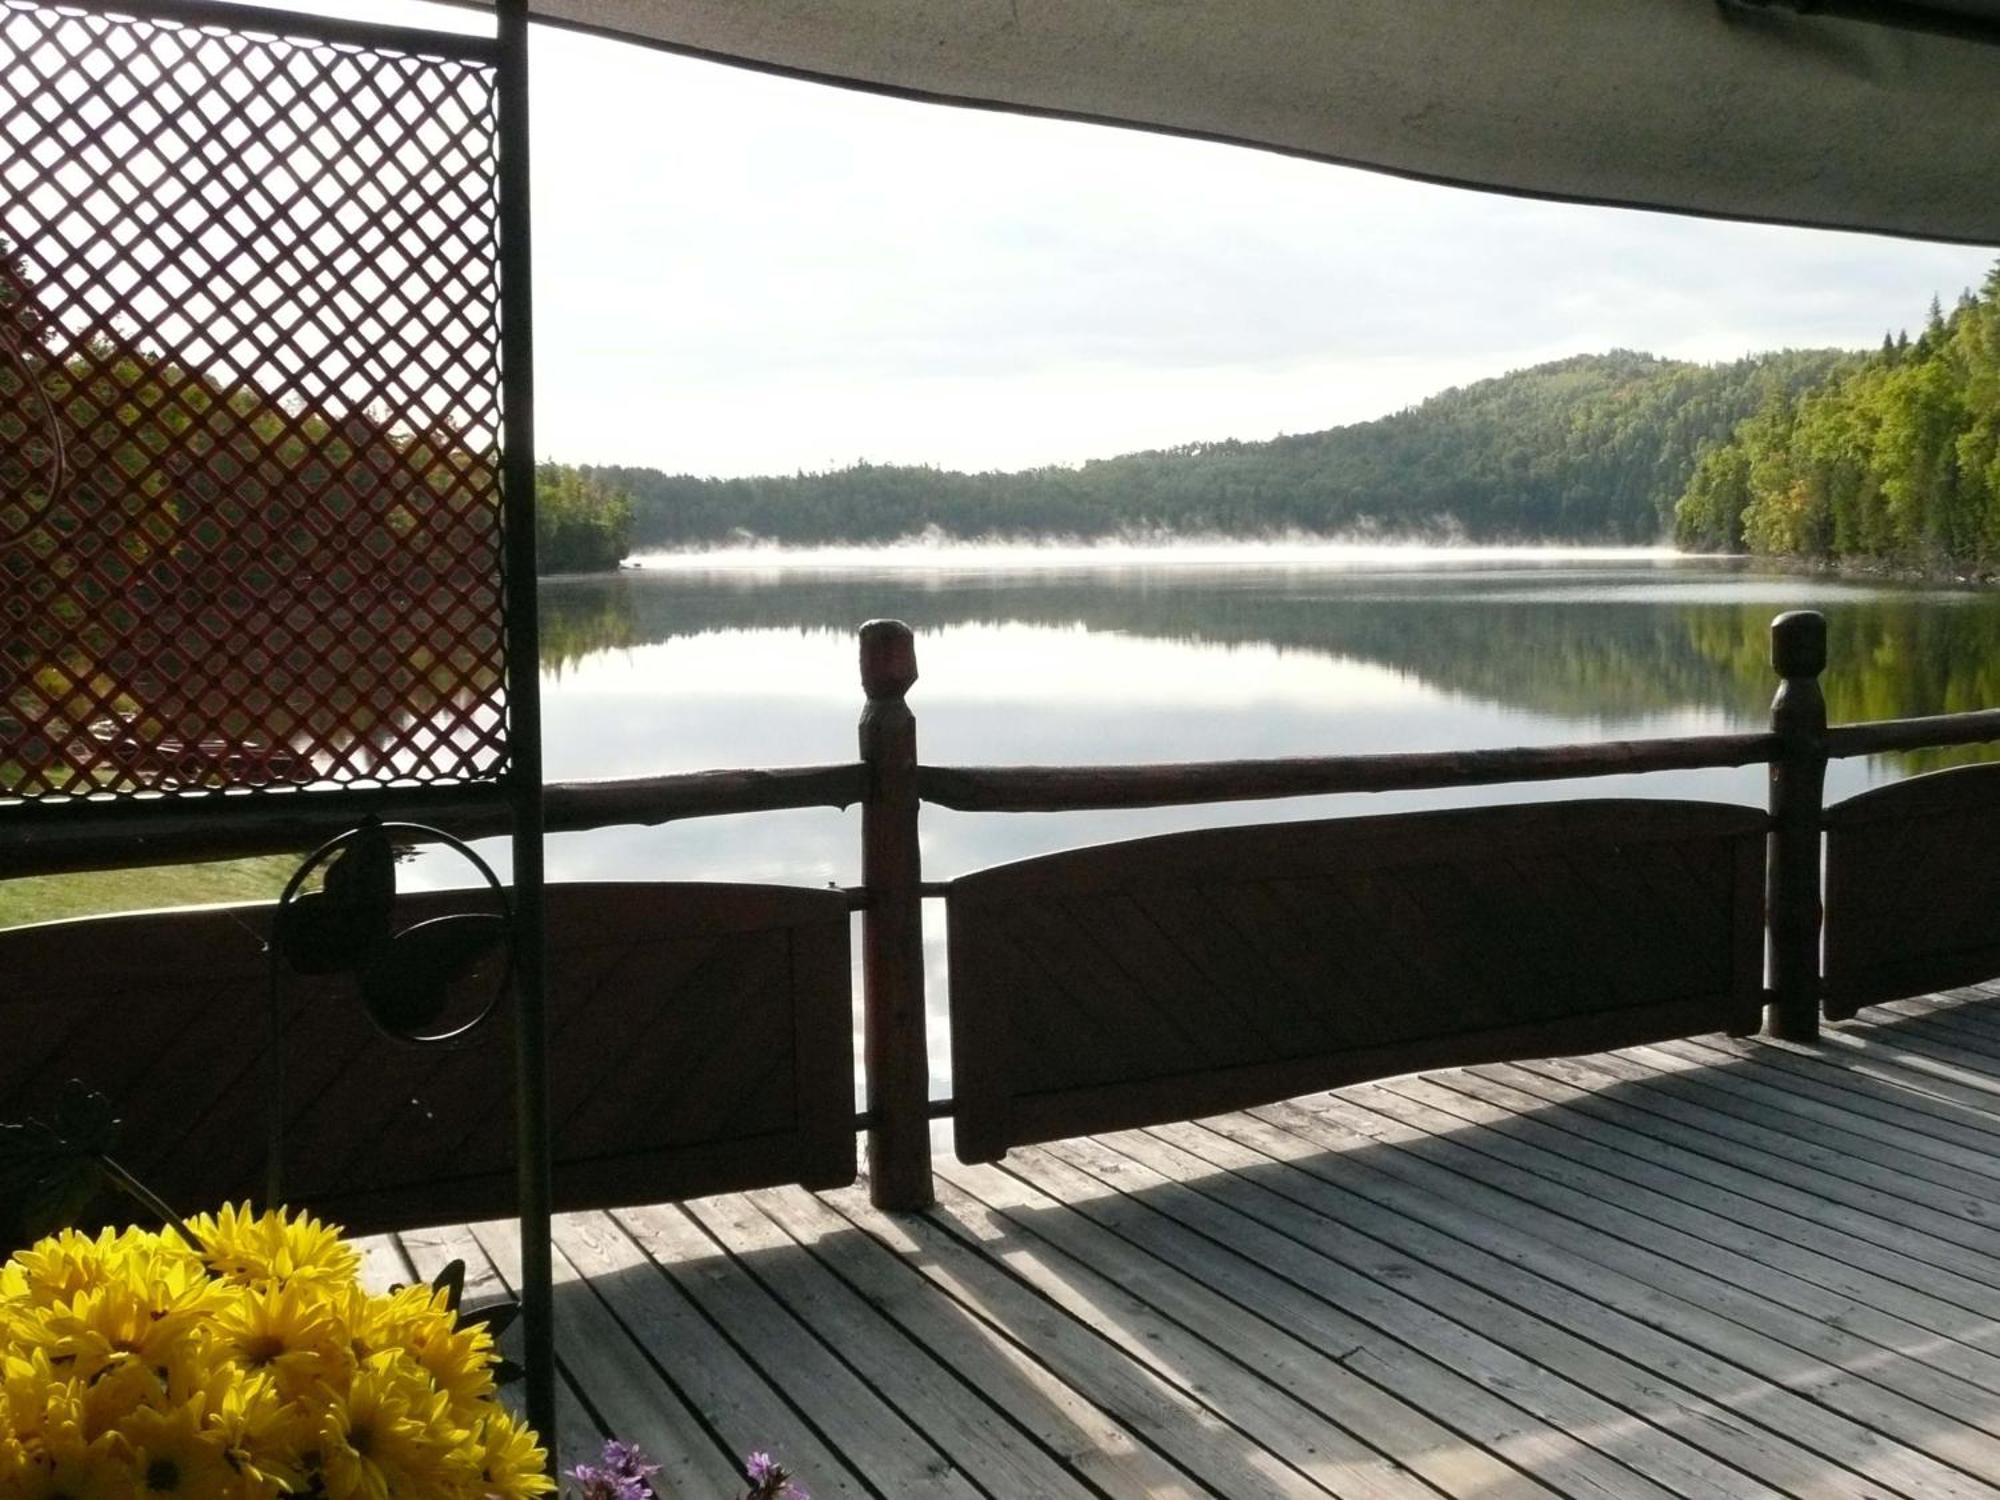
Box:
186 1364 307 1500
470 1410 557 1498
2 1209 550 1500
76 1351 167 1443
7 1429 138 1500
209 1281 351 1402
316 1356 473 1500
23 1276 210 1392
345 1283 497 1408
0 1421 28 1489
121 1237 226 1319
1 1256 25 1304
2 1348 88 1448
185 1205 360 1288
117 1401 240 1499
6 1228 123 1309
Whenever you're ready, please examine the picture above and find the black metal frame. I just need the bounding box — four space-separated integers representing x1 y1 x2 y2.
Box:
495 0 556 1446
0 0 557 1447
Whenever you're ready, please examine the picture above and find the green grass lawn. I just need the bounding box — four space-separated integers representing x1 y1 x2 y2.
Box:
0 854 301 929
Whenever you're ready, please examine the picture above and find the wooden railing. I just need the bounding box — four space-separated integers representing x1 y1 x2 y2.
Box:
6 609 2000 1218
0 765 868 876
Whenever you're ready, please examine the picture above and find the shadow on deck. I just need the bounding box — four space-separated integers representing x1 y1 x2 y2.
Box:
366 986 2000 1500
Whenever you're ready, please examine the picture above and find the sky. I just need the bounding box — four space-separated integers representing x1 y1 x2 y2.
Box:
274 4 1996 477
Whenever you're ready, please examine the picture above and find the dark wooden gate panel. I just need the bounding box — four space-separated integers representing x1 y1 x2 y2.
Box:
1825 763 2000 1019
0 882 853 1233
947 799 1765 1162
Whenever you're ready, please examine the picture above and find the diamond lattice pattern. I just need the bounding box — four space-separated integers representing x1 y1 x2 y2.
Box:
1 1 508 799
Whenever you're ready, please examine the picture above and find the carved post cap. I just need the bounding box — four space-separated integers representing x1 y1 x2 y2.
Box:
860 619 918 700
1770 610 1827 680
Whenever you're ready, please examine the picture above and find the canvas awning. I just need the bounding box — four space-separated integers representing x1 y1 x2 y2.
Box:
473 0 2000 245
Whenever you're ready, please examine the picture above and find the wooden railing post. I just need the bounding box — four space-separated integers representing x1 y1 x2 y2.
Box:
858 619 934 1209
1766 610 1828 1042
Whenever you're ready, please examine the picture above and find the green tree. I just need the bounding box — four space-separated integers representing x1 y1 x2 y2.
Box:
1673 442 1751 551
535 461 634 573
1674 259 2000 572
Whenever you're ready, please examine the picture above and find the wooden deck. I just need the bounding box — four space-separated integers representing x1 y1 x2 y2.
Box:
359 986 2000 1499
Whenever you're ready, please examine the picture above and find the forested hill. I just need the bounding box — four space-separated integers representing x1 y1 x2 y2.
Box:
594 348 1851 550
1674 265 2000 570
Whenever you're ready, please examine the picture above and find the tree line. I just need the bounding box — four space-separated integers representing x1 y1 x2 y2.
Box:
588 348 1852 551
1674 263 2000 570
534 461 634 574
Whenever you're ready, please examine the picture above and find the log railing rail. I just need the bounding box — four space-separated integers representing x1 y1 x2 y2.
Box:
0 766 868 879
9 609 2000 1210
915 734 1783 813
1825 708 2000 757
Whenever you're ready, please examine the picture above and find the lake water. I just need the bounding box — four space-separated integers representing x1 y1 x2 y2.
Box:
506 543 2000 898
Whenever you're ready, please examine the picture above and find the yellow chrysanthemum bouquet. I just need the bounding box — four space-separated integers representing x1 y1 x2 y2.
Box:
0 1204 553 1500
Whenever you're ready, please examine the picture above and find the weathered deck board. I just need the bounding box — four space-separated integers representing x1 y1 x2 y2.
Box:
926 1162 1452 1500
933 1152 1551 1500
382 988 2000 1498
744 1183 1204 1500
1382 1065 2000 1380
1093 1119 1857 1499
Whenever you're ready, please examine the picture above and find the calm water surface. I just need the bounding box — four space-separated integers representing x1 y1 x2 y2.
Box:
489 544 2000 896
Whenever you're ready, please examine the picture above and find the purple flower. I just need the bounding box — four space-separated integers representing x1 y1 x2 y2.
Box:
744 1450 809 1499
568 1439 662 1500
603 1442 662 1486
570 1436 810 1499
565 1464 646 1500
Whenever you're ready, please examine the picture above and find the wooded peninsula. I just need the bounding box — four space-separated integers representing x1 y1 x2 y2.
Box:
553 264 2000 571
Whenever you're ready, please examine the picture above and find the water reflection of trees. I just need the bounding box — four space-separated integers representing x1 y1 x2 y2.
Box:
541 577 645 677
540 570 2000 769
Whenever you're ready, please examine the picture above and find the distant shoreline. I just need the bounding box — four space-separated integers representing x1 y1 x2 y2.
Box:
1742 553 2000 589
621 538 1686 572
540 563 641 579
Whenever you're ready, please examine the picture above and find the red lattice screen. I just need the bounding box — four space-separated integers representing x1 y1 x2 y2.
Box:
1 0 508 800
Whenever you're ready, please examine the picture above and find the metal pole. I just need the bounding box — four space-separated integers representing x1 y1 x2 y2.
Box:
495 0 556 1449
